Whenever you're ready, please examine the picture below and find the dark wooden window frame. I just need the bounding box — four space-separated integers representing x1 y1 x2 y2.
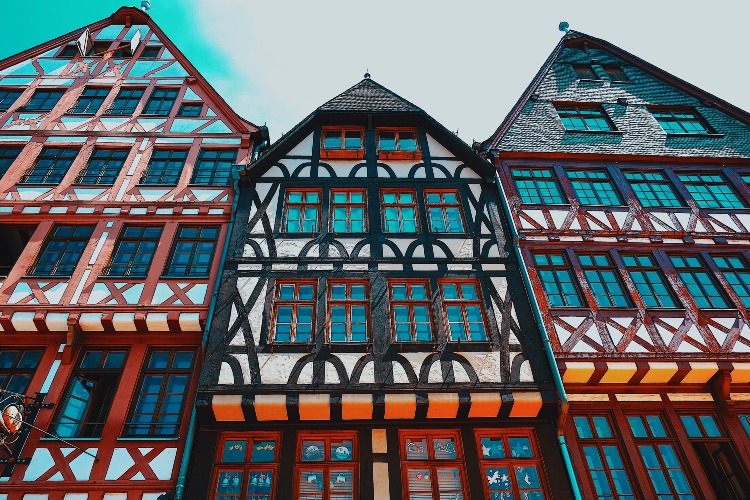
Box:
28 224 94 277
376 127 422 160
320 126 364 159
105 87 145 115
439 279 488 342
0 349 43 394
294 431 358 500
555 103 617 132
327 280 369 343
649 107 714 135
142 87 179 116
623 170 685 208
399 429 467 499
283 188 322 234
510 167 567 205
566 169 623 206
18 147 78 185
676 171 746 209
0 88 23 112
270 280 317 344
103 225 162 277
74 147 128 185
68 87 110 115
210 431 282 500
381 188 419 233
424 188 467 233
162 225 220 278
330 188 367 233
577 253 633 308
389 279 434 342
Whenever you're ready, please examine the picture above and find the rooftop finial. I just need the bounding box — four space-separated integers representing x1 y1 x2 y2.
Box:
141 0 151 11
364 69 370 79
558 21 570 33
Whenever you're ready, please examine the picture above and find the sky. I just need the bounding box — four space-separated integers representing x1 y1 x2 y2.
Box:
2 1 750 144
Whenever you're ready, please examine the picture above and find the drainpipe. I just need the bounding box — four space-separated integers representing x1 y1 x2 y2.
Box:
493 167 583 500
174 166 243 500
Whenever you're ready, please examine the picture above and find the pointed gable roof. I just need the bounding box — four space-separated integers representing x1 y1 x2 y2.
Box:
0 6 259 134
481 29 750 152
319 77 421 113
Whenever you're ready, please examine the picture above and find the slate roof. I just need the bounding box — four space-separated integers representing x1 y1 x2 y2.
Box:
319 77 421 112
481 29 750 152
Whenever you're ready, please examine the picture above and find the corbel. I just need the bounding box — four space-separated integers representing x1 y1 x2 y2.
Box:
62 314 81 365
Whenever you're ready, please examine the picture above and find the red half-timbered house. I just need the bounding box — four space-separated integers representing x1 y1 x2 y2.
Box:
482 29 750 499
0 7 264 500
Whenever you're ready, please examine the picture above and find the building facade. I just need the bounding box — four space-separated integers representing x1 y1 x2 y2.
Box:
188 78 574 499
0 8 262 500
482 30 750 499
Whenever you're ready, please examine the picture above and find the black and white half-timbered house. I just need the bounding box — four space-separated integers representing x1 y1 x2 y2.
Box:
187 77 574 499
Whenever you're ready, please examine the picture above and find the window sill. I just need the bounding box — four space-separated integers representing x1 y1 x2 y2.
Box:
100 274 148 279
377 150 422 161
563 129 623 135
320 150 364 160
665 133 724 138
160 275 209 280
137 183 179 187
117 436 180 441
139 114 172 118
71 182 115 187
41 437 100 441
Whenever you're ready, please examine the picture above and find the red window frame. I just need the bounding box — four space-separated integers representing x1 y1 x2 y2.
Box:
424 188 466 233
399 429 468 499
327 280 369 343
376 128 421 160
295 431 358 499
210 432 281 500
474 428 550 500
320 127 365 159
270 280 317 343
330 188 367 233
283 188 322 233
388 279 434 342
381 189 419 233
439 279 488 342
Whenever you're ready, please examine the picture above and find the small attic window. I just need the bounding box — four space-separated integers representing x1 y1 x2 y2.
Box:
323 128 362 150
58 45 79 58
140 46 162 59
89 41 114 56
111 43 132 58
377 129 418 151
571 64 599 80
556 104 616 132
177 103 203 117
602 65 630 83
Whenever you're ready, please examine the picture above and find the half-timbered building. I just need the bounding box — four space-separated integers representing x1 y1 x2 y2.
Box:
189 77 574 499
482 29 750 499
0 7 263 500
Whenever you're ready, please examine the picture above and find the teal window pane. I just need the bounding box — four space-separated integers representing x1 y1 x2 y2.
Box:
511 169 566 204
680 416 701 438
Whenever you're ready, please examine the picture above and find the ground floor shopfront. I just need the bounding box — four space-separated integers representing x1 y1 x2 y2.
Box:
186 420 573 499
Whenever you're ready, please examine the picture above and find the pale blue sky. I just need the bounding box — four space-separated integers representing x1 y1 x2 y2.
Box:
3 1 749 143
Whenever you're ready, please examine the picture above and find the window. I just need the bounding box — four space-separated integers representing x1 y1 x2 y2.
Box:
0 146 22 178
106 87 144 115
677 173 744 209
476 429 549 500
124 350 194 437
441 281 487 341
572 415 635 500
104 226 162 277
51 349 127 438
572 64 599 80
296 433 356 500
627 414 696 499
533 253 583 307
163 226 219 277
69 87 109 115
322 128 362 150
623 171 684 208
271 281 315 343
382 190 418 233
0 225 34 277
680 414 750 498
331 189 366 233
90 41 113 56
140 45 162 59
579 254 632 307
0 350 43 394
510 168 566 204
143 88 178 116
23 89 65 111
603 65 630 82
29 225 93 276
670 255 729 309
58 45 79 58
191 149 236 186
177 102 203 117
425 189 465 233
140 149 187 185
390 280 433 342
378 129 418 151
713 255 750 307
212 433 280 500
328 281 368 343
284 189 321 233
567 170 622 206
401 431 466 499
74 148 128 185
18 147 77 184
0 89 22 111
110 43 132 58
623 254 678 308
556 104 615 131
651 109 711 134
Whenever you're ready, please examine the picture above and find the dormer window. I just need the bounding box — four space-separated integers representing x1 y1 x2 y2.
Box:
140 45 162 59
555 104 616 132
58 45 79 58
650 108 713 135
602 65 630 82
320 127 364 159
572 64 599 80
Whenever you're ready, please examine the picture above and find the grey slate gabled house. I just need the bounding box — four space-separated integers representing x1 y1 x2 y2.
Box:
187 77 574 499
483 29 750 499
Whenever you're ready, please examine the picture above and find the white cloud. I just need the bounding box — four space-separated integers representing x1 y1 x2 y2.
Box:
184 0 750 143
